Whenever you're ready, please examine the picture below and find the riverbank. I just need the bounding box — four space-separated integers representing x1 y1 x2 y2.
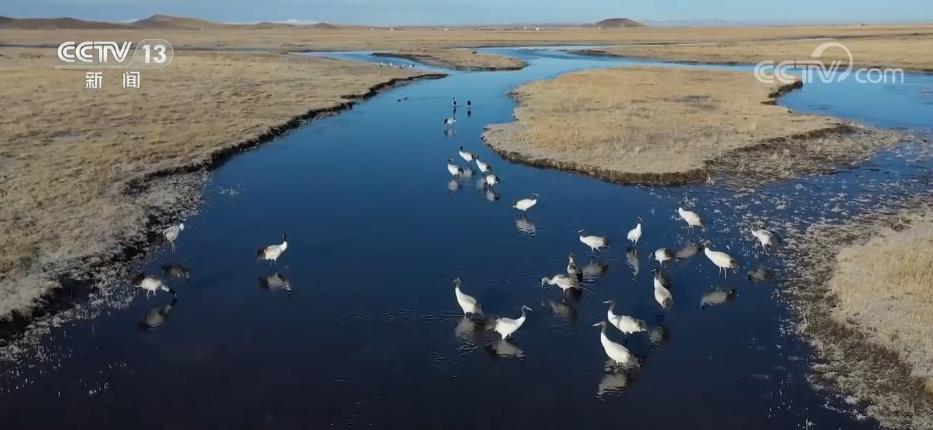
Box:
585 35 933 73
783 199 933 429
482 66 901 185
373 48 526 70
0 47 441 327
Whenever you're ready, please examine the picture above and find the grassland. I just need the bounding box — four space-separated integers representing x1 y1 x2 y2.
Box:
0 22 928 330
483 67 899 184
785 202 933 430
0 47 434 319
591 35 933 72
831 210 933 393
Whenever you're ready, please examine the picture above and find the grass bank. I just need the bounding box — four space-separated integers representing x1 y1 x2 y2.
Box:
783 200 933 429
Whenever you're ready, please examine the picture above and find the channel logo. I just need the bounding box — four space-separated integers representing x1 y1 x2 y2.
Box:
55 39 174 69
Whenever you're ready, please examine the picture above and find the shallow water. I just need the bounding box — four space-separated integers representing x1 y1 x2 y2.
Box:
1 48 930 429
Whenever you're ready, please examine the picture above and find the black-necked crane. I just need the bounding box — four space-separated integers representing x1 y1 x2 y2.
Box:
453 277 482 316
476 159 491 174
578 230 608 253
257 234 288 268
483 174 500 188
593 321 639 369
651 268 671 289
490 305 531 340
458 146 476 163
626 218 642 246
163 222 184 251
751 228 776 251
677 207 704 229
604 299 647 335
447 159 465 177
513 194 538 214
443 117 456 128
653 274 673 310
133 274 173 298
541 273 580 292
654 248 674 266
703 242 737 276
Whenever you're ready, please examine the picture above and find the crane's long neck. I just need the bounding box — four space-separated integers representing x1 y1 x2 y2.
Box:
607 301 615 314
280 241 288 251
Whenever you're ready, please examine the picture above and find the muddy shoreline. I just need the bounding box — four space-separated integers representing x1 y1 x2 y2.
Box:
781 194 933 429
0 72 446 347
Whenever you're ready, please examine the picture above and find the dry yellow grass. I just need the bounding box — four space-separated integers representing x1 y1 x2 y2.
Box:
830 210 933 392
597 35 933 71
0 47 428 317
2 25 933 53
483 66 871 183
376 48 526 70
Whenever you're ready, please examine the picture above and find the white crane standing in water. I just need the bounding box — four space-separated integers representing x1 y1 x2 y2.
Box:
447 159 465 177
654 248 674 266
483 174 500 188
541 273 579 292
653 274 673 310
490 305 531 340
453 277 482 315
475 159 491 174
458 146 476 163
163 222 184 252
703 242 737 276
513 194 538 215
133 274 173 298
604 299 647 335
578 230 608 253
593 321 639 369
751 228 776 251
677 207 704 229
626 218 642 246
443 117 456 128
257 234 288 268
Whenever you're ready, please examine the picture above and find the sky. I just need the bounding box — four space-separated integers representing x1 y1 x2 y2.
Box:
4 0 933 25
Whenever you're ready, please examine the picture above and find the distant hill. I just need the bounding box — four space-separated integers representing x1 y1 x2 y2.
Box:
0 15 345 30
593 18 645 28
0 16 136 30
131 14 225 30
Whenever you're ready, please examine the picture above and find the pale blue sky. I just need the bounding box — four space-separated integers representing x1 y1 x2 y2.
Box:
4 0 932 25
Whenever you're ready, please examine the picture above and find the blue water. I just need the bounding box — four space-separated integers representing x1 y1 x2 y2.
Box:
0 48 930 429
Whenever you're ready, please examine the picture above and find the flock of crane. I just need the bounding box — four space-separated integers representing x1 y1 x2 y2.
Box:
132 93 778 376
442 109 778 371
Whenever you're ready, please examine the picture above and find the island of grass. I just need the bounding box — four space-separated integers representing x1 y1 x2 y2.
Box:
483 66 901 185
373 48 526 71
